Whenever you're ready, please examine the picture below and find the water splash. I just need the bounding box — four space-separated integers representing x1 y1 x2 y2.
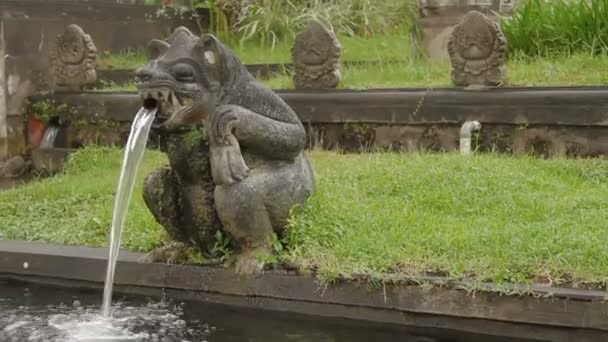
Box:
102 107 157 318
1 299 209 342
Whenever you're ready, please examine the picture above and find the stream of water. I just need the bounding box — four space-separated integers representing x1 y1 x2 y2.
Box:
40 126 59 148
101 107 156 318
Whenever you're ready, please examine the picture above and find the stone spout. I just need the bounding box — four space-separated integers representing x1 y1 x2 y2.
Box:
460 120 482 155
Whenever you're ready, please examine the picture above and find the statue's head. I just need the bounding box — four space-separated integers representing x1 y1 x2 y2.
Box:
452 11 495 60
134 27 241 130
56 25 89 64
292 20 340 66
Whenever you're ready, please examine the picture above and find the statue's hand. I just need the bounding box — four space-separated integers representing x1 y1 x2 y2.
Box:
209 105 249 185
211 105 240 145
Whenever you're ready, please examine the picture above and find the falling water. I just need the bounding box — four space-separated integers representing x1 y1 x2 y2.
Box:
40 126 59 148
101 107 156 318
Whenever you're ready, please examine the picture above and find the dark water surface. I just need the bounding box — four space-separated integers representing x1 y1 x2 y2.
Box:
0 278 536 342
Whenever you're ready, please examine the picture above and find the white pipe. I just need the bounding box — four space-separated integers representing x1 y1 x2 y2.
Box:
460 120 482 155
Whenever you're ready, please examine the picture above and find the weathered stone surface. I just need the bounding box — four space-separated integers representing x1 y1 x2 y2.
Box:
0 155 29 178
0 116 27 159
291 20 342 89
135 27 315 274
28 87 608 158
3 240 608 341
448 10 507 87
30 148 74 174
142 130 221 261
49 24 97 91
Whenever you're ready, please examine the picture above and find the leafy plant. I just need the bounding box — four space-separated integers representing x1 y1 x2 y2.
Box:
211 230 233 262
501 0 608 57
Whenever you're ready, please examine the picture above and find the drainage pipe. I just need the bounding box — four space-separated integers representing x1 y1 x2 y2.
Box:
460 120 482 155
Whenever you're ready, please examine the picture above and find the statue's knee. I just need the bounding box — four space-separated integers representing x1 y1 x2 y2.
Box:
215 183 247 210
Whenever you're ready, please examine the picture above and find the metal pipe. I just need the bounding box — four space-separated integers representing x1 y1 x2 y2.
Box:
460 120 482 155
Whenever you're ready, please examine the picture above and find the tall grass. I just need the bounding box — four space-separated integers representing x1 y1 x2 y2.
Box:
233 0 417 48
502 0 608 57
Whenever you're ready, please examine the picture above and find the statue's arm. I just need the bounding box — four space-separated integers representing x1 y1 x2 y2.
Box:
211 104 306 160
207 83 307 186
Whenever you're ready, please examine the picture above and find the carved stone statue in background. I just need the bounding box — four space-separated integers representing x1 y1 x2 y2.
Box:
292 20 342 89
135 27 315 274
49 24 97 91
447 10 507 87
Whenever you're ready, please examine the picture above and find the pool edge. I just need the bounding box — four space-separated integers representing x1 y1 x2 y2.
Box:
0 240 607 341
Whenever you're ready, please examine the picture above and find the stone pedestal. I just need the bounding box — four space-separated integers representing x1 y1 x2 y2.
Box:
414 0 515 60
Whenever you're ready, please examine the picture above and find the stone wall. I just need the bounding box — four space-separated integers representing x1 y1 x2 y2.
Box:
27 87 608 159
414 0 515 60
306 123 608 158
0 0 208 160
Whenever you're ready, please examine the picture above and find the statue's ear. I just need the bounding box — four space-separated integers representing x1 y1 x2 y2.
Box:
197 34 222 67
146 39 170 60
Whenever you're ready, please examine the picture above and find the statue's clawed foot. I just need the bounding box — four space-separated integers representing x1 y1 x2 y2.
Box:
233 247 272 275
139 242 189 264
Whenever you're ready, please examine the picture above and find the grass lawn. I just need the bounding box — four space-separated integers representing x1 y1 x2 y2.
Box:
2 147 608 288
261 53 608 89
96 28 608 89
97 52 608 90
96 30 410 69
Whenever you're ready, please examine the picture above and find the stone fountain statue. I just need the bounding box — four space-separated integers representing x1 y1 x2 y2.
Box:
447 10 507 87
134 27 315 274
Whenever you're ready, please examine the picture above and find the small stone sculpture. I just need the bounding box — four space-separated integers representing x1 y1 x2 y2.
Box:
49 24 97 90
291 20 342 89
134 27 315 274
447 11 507 87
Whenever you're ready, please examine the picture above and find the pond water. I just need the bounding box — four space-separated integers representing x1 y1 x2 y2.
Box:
0 278 537 342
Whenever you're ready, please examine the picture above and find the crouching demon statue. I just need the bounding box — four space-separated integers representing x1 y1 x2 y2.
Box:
134 27 315 274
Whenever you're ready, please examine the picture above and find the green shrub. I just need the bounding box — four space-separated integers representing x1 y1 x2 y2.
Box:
502 0 608 57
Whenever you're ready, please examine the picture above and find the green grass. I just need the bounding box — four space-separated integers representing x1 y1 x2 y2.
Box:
2 147 608 288
507 53 608 86
0 147 167 252
97 50 147 70
502 0 608 57
97 43 608 89
230 30 412 64
286 152 608 287
96 30 411 70
261 53 608 89
97 81 137 92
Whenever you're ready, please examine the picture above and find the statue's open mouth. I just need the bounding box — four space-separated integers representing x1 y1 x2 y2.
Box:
139 88 192 128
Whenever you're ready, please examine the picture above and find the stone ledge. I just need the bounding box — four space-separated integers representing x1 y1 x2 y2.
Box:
30 86 608 126
0 240 607 341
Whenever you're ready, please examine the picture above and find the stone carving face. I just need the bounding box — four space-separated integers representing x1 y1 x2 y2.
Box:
294 23 334 65
49 24 97 90
134 27 238 130
448 10 507 87
453 13 494 60
291 20 341 89
57 26 87 64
